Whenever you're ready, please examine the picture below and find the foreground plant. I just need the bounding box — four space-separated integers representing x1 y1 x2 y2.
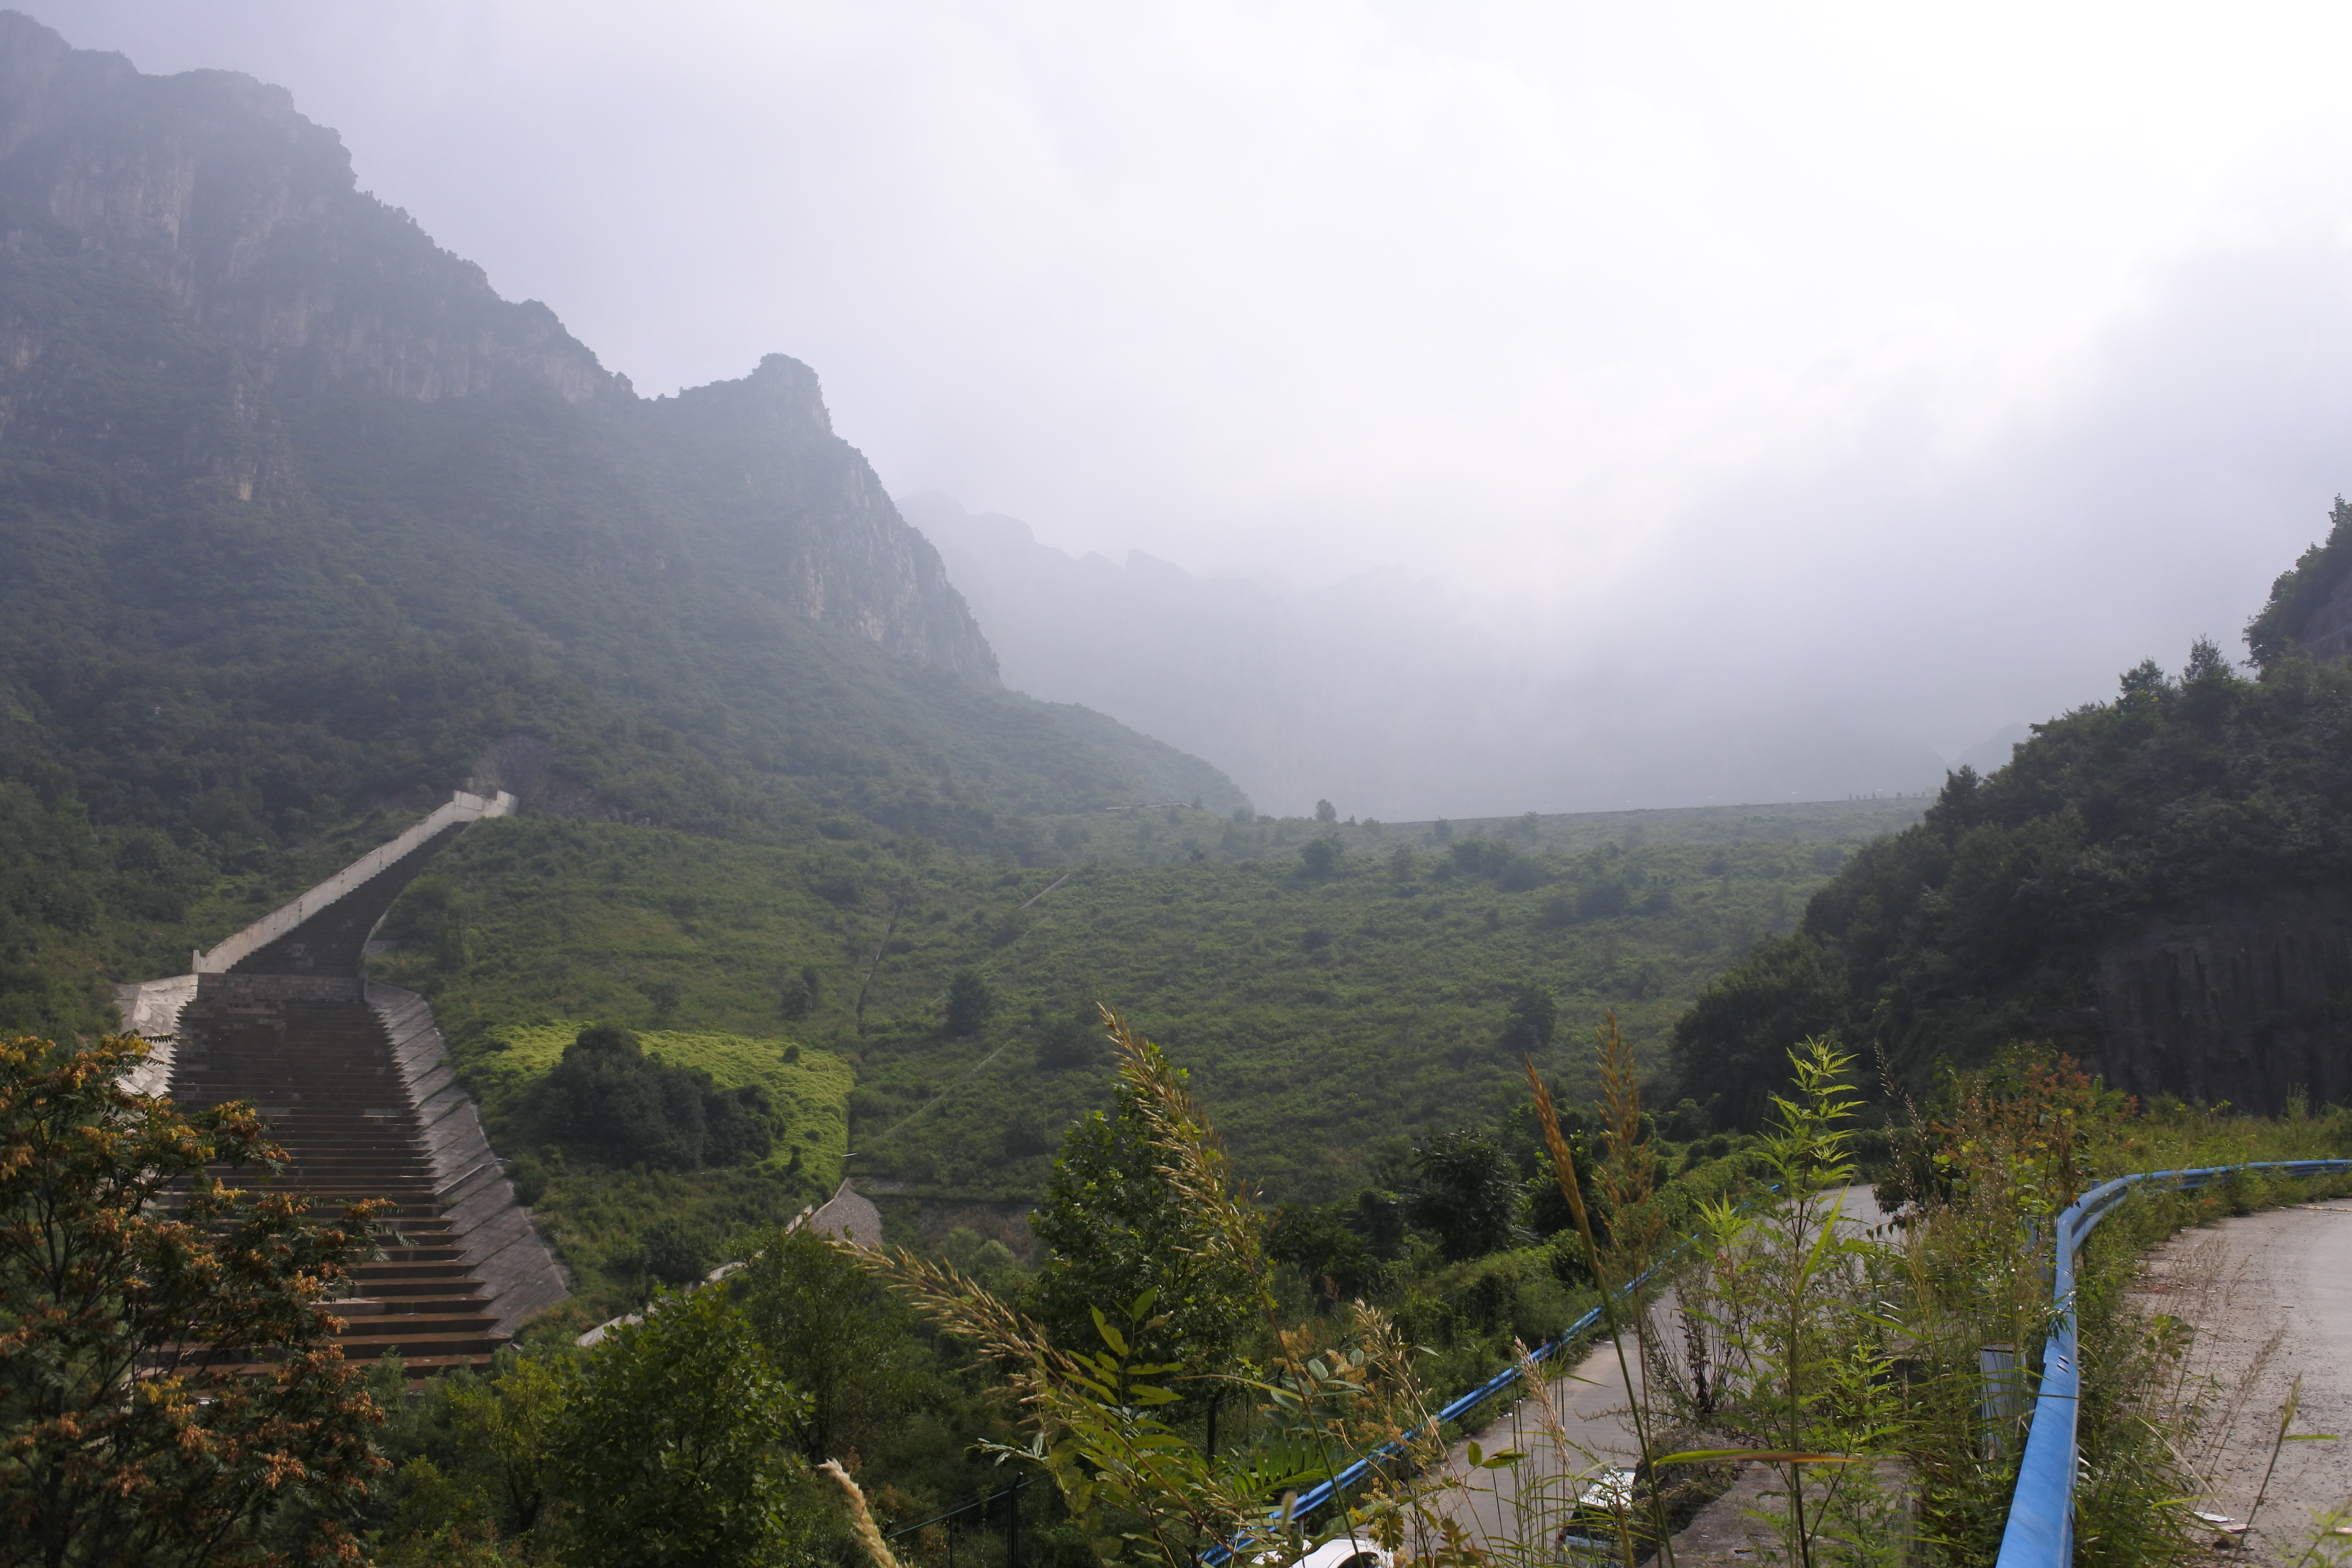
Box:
0 1033 387 1566
1523 1013 1685 1568
1638 1038 1895 1568
856 1009 1521 1568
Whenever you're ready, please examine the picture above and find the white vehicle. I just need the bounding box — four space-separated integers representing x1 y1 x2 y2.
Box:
1555 1468 1638 1563
1289 1538 1390 1568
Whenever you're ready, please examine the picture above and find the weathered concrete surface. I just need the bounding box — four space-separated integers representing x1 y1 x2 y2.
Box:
795 1178 883 1249
111 974 193 1095
367 980 569 1335
2133 1202 2352 1557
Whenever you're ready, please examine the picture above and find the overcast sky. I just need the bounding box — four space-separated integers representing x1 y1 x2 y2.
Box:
32 1 2352 803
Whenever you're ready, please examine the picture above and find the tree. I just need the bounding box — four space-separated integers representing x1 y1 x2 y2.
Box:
0 1033 385 1566
440 1349 571 1541
533 1024 777 1171
1265 1203 1379 1301
1497 983 1558 1054
944 970 993 1038
539 1024 705 1169
554 1283 811 1568
1314 799 1337 824
730 1225 924 1464
1407 1128 1527 1262
1027 1037 1259 1379
2244 495 2352 669
1669 933 1847 1130
1298 838 1342 878
777 966 822 1021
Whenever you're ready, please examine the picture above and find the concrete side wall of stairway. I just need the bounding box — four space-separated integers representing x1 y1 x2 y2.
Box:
367 981 570 1334
111 972 572 1338
114 973 194 1097
192 790 514 974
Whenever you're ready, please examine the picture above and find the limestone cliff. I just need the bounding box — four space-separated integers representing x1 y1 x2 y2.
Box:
2094 889 2352 1115
639 356 997 681
0 14 608 404
0 9 994 681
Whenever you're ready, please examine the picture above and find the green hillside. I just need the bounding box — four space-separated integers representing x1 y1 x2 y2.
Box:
369 803 1899 1206
1672 513 2352 1126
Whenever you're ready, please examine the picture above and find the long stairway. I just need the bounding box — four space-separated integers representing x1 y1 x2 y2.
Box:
163 803 515 1375
171 991 506 1373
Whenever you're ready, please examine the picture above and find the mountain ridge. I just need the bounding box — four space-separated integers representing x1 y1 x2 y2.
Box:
0 11 1244 1034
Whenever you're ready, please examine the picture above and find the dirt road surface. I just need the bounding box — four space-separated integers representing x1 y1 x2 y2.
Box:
2134 1201 2352 1560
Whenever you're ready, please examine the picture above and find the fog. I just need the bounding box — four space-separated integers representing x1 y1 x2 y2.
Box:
34 1 2352 814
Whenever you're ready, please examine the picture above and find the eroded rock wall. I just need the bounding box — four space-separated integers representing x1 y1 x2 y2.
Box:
0 11 998 683
2094 888 2352 1113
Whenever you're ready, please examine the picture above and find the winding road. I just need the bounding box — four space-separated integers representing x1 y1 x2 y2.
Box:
1420 1187 1893 1561
2132 1200 2352 1559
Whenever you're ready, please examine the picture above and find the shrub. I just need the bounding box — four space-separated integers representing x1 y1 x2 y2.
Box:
531 1024 778 1172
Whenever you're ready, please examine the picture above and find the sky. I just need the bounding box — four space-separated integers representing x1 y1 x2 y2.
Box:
30 0 2352 810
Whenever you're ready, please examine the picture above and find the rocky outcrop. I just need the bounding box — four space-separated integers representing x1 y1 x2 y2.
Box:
0 9 997 682
640 356 998 681
2094 888 2352 1114
0 13 611 405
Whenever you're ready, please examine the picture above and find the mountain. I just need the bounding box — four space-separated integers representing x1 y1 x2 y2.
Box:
0 12 1240 1034
1671 502 2352 1126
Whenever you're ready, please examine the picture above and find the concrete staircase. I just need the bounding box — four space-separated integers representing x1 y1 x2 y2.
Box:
169 989 506 1372
122 789 568 1376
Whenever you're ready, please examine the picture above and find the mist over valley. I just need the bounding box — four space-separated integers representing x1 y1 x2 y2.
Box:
7 9 2352 1559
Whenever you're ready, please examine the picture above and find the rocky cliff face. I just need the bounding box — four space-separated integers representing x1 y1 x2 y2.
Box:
642 357 996 681
0 14 609 404
0 10 994 681
2095 888 2352 1114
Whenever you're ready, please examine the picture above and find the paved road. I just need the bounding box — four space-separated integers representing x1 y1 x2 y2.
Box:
2133 1200 2352 1558
1413 1190 2352 1562
1417 1186 1892 1560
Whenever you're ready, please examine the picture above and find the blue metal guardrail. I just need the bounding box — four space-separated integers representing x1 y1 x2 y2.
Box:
1994 1157 2352 1568
1198 1296 1610 1564
1202 1215 1732 1565
1201 1181 1817 1563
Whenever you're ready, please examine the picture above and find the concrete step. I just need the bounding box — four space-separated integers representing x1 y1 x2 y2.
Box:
169 984 506 1376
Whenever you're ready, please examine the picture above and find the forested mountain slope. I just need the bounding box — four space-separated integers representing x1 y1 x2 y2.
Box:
0 13 1239 1033
1674 501 2352 1125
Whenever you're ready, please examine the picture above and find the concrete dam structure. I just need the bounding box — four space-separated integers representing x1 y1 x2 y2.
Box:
115 791 568 1372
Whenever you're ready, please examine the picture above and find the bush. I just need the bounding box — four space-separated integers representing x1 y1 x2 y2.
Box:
637 1220 713 1287
944 971 994 1038
531 1024 779 1172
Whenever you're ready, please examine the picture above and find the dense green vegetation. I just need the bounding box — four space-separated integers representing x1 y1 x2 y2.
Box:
368 803 1899 1217
455 1020 853 1310
1674 634 2352 1123
0 239 1240 1040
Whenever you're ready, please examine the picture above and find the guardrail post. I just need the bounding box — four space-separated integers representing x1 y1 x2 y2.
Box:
1979 1343 2026 1461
